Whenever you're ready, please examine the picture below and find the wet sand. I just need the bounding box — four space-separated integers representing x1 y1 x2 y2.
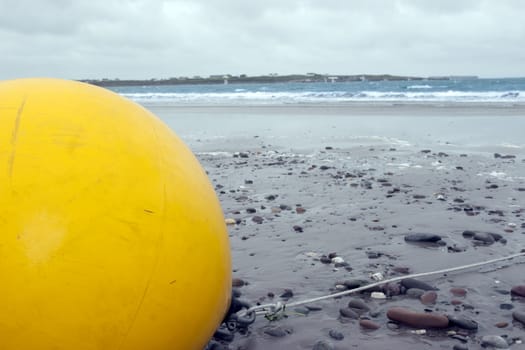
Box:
150 103 525 349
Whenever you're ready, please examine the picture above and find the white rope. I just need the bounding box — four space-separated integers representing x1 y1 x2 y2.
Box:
238 251 525 318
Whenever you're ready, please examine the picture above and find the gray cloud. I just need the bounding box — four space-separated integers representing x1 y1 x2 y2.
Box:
0 0 524 79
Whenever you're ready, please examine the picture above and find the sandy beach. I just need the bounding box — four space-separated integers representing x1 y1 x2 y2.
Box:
151 103 525 349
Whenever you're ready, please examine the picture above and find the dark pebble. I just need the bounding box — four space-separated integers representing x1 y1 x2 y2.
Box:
280 289 293 299
293 225 304 233
366 251 381 259
473 232 495 244
387 307 449 328
265 194 277 201
401 278 437 291
404 233 442 243
343 279 368 289
511 285 525 297
513 311 525 325
339 307 359 319
452 345 469 350
312 340 334 350
328 329 344 341
320 255 332 264
500 303 514 310
448 316 478 330
462 230 476 238
359 319 380 330
246 208 256 214
252 216 264 224
348 299 371 313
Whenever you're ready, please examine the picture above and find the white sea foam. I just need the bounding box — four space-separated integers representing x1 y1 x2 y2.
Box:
119 89 525 105
407 85 432 89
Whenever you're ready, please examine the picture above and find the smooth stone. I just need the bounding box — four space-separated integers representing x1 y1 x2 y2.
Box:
387 307 449 328
312 340 334 350
450 287 467 297
453 345 469 350
348 299 370 313
406 288 426 298
339 307 359 319
359 319 380 330
473 232 495 244
500 303 514 310
280 289 293 299
343 279 368 289
511 285 525 297
264 326 291 337
328 329 344 341
481 335 509 349
401 278 437 291
495 322 509 328
513 311 525 325
420 291 437 305
252 216 264 224
448 316 478 330
404 233 442 243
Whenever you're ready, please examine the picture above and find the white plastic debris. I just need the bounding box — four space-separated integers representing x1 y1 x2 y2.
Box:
370 292 386 299
411 329 426 335
331 257 345 264
370 272 384 281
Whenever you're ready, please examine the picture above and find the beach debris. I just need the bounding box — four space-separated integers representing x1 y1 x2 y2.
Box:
370 272 384 281
370 292 386 299
225 218 236 225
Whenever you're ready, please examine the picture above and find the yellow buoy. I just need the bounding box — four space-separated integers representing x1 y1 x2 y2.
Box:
0 78 231 350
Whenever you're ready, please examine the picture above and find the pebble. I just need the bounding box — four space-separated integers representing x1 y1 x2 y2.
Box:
251 216 264 224
511 285 525 297
401 278 437 291
359 319 380 330
500 303 514 310
293 225 304 233
513 311 525 325
452 344 469 350
312 340 334 350
280 289 293 299
472 232 495 244
339 307 359 319
404 233 442 243
406 288 426 298
348 299 371 313
448 316 478 330
386 307 449 328
450 287 467 297
264 326 291 337
331 257 345 264
296 207 306 214
328 329 344 341
495 322 508 328
306 305 323 311
480 335 509 349
420 291 437 305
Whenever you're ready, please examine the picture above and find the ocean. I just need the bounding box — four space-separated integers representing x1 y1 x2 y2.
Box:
108 77 525 105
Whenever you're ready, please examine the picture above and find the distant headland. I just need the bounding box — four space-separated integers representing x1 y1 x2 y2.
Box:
82 73 478 87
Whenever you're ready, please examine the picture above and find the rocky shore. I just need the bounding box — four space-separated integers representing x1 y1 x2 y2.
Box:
200 144 525 350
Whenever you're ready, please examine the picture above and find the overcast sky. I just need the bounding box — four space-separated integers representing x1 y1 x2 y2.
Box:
1 0 524 80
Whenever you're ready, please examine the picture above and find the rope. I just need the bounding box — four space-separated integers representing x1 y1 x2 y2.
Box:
237 251 525 319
